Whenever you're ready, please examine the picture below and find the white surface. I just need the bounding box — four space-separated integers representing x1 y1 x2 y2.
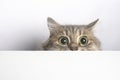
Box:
0 52 120 80
0 0 120 50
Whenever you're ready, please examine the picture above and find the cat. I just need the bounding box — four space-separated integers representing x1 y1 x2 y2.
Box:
43 17 101 51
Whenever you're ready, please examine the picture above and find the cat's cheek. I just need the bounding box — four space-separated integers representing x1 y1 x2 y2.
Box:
87 45 100 51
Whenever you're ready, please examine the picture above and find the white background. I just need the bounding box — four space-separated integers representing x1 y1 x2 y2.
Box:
0 52 120 80
0 0 120 50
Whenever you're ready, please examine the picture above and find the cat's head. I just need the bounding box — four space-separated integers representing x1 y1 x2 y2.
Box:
43 17 101 51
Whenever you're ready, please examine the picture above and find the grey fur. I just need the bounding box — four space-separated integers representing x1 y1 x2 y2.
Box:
43 17 101 51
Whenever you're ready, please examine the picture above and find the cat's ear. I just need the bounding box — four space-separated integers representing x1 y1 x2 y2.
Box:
86 19 99 30
47 17 60 31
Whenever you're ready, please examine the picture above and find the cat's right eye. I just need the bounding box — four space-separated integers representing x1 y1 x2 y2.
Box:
79 36 88 46
58 36 69 45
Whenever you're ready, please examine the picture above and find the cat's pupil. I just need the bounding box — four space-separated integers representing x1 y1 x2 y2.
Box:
81 38 86 44
60 37 68 45
80 36 88 45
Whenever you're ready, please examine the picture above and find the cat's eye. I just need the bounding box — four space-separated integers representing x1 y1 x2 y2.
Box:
79 36 88 46
58 36 69 45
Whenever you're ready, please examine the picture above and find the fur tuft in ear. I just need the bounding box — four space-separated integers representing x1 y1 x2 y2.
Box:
47 17 58 25
87 19 99 30
47 17 60 31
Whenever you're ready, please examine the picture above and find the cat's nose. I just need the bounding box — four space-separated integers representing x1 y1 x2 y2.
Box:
69 43 78 51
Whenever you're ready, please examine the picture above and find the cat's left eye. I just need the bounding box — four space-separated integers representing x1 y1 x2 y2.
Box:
79 36 88 46
58 36 69 45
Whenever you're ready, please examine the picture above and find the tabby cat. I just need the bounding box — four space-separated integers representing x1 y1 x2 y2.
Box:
43 17 101 51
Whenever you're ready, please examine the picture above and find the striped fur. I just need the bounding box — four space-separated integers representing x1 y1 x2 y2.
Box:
43 17 101 51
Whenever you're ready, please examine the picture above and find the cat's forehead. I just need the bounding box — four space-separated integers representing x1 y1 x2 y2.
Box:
51 24 93 37
60 25 89 34
62 25 86 29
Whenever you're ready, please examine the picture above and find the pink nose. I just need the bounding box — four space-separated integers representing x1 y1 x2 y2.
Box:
69 43 78 51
